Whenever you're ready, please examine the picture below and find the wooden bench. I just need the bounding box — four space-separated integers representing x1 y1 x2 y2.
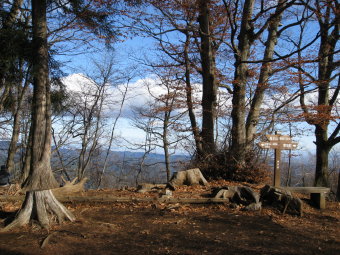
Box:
284 187 330 209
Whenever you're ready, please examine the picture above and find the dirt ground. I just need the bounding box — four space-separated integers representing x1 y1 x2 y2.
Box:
0 181 339 255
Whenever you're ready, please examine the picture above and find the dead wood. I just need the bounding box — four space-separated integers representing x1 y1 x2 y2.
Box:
52 177 88 196
260 185 303 216
167 168 208 190
0 195 229 204
136 183 166 193
212 186 262 211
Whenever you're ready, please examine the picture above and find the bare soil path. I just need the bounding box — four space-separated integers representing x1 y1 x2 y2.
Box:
0 182 339 255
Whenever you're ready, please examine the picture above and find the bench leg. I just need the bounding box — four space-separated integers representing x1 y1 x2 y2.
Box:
310 193 326 209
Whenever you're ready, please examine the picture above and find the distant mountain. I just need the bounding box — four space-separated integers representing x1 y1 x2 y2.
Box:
0 140 11 150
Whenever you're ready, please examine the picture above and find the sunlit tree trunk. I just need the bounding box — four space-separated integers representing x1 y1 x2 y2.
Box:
3 0 74 231
230 0 255 165
184 32 203 158
245 0 286 145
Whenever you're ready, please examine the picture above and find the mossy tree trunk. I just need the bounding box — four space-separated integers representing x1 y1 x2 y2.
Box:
3 0 75 231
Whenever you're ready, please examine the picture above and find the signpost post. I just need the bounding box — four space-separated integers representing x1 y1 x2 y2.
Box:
258 132 298 187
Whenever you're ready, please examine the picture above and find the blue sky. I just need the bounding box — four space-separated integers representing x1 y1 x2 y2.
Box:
51 4 339 158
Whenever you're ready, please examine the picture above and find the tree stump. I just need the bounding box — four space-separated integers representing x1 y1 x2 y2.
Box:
167 168 208 190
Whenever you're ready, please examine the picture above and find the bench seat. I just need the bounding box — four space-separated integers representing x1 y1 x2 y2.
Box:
284 187 330 209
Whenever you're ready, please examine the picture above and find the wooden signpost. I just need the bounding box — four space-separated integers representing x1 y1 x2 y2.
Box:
258 132 298 187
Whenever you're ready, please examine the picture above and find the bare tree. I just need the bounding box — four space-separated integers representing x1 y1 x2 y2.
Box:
295 0 339 187
131 74 186 182
124 1 230 159
223 0 299 166
96 65 134 188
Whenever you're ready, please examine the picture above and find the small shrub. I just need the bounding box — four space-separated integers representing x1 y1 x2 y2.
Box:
193 150 270 184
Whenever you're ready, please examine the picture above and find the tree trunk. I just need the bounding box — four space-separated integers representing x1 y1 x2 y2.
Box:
198 0 217 155
0 0 24 89
314 126 330 187
311 1 338 187
163 111 171 182
336 169 340 201
230 0 255 165
6 67 30 174
184 32 203 157
3 190 74 230
245 0 285 145
6 108 21 174
3 0 74 231
20 126 32 183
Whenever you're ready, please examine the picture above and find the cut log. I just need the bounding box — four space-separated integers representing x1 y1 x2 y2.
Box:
52 177 88 196
260 185 303 216
167 168 208 190
136 183 166 193
0 195 230 204
212 186 261 211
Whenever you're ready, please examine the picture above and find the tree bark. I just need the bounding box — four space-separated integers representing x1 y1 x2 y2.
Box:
0 0 24 89
20 126 32 183
3 190 74 231
184 32 203 158
337 169 340 201
198 0 217 155
230 0 255 165
6 107 21 174
314 126 330 186
298 0 340 187
6 66 30 174
245 0 285 145
3 0 75 231
163 111 171 182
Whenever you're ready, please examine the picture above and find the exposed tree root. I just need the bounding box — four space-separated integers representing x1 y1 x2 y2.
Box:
41 231 58 249
40 230 86 249
1 190 75 232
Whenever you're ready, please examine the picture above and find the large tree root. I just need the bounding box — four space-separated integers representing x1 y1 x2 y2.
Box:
1 190 75 231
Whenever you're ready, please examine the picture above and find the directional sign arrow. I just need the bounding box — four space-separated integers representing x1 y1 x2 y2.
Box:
258 141 298 150
258 142 279 149
259 132 299 187
266 134 292 142
281 142 298 150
